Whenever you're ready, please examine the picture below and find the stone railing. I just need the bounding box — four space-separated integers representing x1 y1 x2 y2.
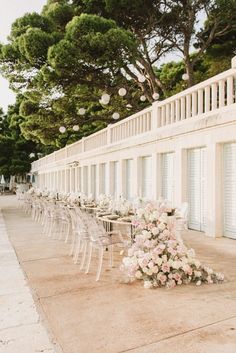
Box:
31 56 236 172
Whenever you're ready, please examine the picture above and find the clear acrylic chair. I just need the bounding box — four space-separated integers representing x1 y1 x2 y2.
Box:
82 213 125 281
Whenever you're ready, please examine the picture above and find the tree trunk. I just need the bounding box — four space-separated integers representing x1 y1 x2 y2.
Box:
185 57 195 87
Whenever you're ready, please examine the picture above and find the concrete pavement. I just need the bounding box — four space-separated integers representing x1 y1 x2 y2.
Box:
0 195 236 353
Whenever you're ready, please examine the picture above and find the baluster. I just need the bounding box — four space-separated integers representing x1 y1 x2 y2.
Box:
180 97 186 120
161 106 166 126
175 99 180 121
219 79 225 108
227 75 234 105
192 92 197 117
211 82 218 110
171 101 175 122
204 86 210 112
186 94 191 118
166 104 170 124
197 89 203 115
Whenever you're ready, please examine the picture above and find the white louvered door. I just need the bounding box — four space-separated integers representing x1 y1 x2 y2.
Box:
91 165 97 199
161 152 174 205
188 148 206 231
224 143 236 239
125 159 133 200
141 156 152 199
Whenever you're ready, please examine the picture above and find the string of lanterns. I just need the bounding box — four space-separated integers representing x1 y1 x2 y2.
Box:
59 72 188 134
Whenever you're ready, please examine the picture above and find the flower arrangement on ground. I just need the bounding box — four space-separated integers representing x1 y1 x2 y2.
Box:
121 203 224 289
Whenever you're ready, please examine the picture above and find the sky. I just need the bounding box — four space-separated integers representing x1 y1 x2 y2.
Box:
0 0 47 112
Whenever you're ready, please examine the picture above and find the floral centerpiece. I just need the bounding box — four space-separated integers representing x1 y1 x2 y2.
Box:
98 194 112 209
27 187 35 195
109 196 133 217
121 203 224 289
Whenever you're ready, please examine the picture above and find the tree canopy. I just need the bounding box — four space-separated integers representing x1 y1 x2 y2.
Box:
0 0 236 151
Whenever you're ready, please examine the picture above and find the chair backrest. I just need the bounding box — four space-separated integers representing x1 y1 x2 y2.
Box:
83 212 106 242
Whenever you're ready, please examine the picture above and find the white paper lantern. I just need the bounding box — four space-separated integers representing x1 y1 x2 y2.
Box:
101 93 110 104
118 88 127 97
182 73 189 81
112 112 120 120
152 92 160 100
59 126 66 133
78 108 86 115
73 125 80 131
140 95 146 102
138 75 146 83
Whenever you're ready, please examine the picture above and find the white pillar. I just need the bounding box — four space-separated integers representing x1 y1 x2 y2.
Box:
205 143 223 238
151 153 158 200
174 148 187 207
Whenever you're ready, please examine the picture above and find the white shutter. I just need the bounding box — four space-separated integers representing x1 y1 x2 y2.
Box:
113 161 119 198
91 165 97 199
141 156 152 199
161 153 174 205
224 143 236 239
188 148 206 231
83 166 88 196
78 167 82 192
125 159 133 200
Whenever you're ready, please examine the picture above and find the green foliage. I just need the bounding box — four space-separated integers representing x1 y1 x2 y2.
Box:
0 101 54 178
0 0 235 157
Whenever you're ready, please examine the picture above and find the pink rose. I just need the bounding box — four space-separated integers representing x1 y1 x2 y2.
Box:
161 263 170 273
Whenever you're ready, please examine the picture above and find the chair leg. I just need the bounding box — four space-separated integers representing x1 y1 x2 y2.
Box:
64 223 70 243
74 237 82 264
69 232 76 256
85 244 93 274
96 248 104 281
109 245 113 268
79 241 88 270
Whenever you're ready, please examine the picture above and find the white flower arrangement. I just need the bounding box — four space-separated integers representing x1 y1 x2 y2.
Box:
121 203 224 289
109 196 133 216
98 194 112 209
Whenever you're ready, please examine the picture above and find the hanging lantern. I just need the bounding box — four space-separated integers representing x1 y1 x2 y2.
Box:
138 75 146 83
152 92 160 100
78 108 86 115
140 95 146 102
112 112 120 120
182 73 189 81
101 93 110 105
118 88 127 97
59 126 66 133
73 125 80 131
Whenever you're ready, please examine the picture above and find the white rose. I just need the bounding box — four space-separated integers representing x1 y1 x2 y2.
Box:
135 270 143 279
147 269 153 276
172 261 180 269
156 257 163 266
152 266 159 273
196 280 202 286
144 281 153 289
158 223 166 231
153 211 159 220
194 270 201 277
194 259 201 268
159 213 168 223
152 227 159 236
149 215 155 222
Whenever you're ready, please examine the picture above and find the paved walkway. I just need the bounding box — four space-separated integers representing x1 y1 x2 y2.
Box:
0 201 57 353
0 195 236 353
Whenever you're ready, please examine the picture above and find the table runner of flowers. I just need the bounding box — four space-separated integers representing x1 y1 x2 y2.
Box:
121 203 224 289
